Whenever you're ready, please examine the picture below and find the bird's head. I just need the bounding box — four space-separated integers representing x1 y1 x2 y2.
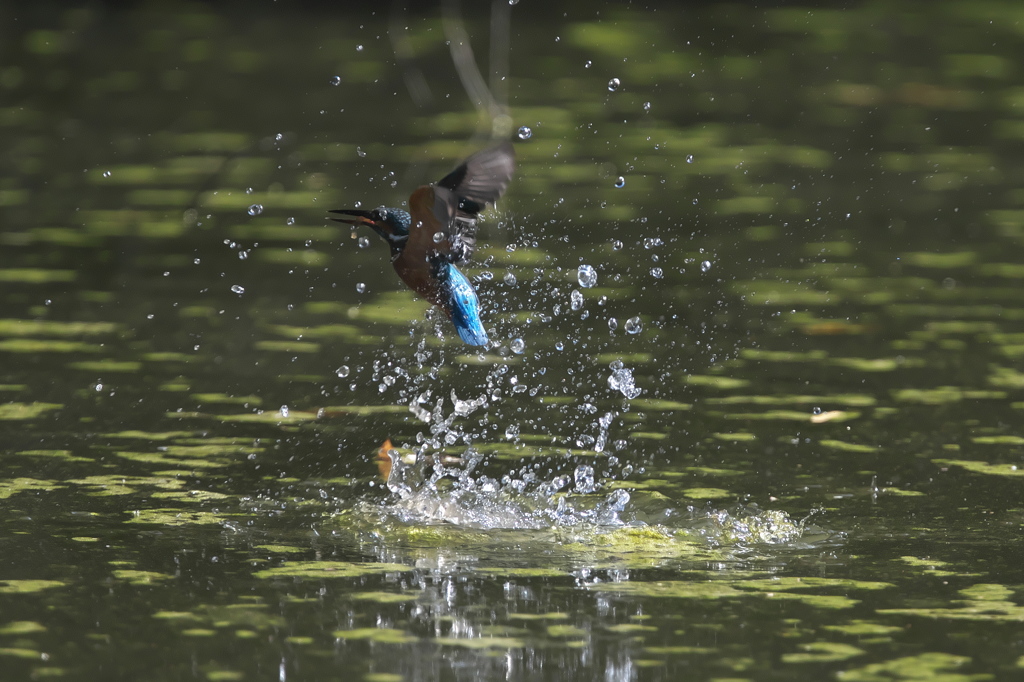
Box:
330 206 411 253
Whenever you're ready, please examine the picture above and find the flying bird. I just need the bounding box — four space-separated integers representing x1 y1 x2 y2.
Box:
330 142 515 346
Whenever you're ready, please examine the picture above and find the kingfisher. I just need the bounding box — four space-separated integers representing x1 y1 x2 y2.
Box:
330 142 515 346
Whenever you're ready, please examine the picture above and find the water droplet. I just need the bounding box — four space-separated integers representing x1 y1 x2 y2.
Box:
335 365 350 378
611 240 623 251
686 154 694 163
355 282 367 293
700 260 712 272
692 198 698 205
275 133 283 141
577 264 598 288
555 341 565 351
614 176 625 189
355 44 364 52
432 231 444 243
812 406 822 415
608 363 642 399
517 126 532 140
624 316 643 334
510 338 525 354
286 217 295 225
650 267 664 279
570 289 584 311
607 77 621 92
330 76 342 86
357 236 371 248
504 423 520 440
279 405 290 418
509 0 519 5
247 204 263 216
643 101 651 111
608 318 618 331
643 237 663 249
102 170 111 178
356 147 367 158
503 272 517 286
230 284 245 295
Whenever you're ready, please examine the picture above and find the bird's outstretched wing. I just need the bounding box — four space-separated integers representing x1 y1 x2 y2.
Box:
409 142 515 266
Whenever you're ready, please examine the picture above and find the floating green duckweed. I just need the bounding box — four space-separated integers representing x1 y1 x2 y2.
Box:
254 561 413 580
349 591 418 604
0 580 64 594
933 459 1024 478
0 403 62 420
333 628 417 644
15 449 90 462
782 641 865 663
0 269 75 283
113 570 174 585
683 488 733 500
434 636 525 649
605 623 658 634
836 652 972 681
68 360 141 372
507 613 570 621
685 375 750 389
0 647 44 659
546 624 588 638
823 621 903 637
0 621 46 635
127 509 227 526
0 478 61 499
819 440 878 453
0 339 99 353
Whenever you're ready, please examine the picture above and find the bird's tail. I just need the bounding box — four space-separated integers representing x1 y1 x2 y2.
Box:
444 265 489 346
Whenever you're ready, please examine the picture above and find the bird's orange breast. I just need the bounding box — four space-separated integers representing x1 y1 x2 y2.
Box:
393 185 446 311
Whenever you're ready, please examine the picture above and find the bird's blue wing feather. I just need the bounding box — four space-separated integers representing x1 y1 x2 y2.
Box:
443 265 488 346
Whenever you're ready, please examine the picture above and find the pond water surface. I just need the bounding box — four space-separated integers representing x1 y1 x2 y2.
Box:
2 2 1024 680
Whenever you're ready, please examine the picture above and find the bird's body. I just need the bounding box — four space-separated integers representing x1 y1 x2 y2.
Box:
331 142 515 346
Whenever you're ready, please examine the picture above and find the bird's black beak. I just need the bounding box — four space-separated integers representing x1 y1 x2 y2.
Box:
329 209 389 242
328 209 373 226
